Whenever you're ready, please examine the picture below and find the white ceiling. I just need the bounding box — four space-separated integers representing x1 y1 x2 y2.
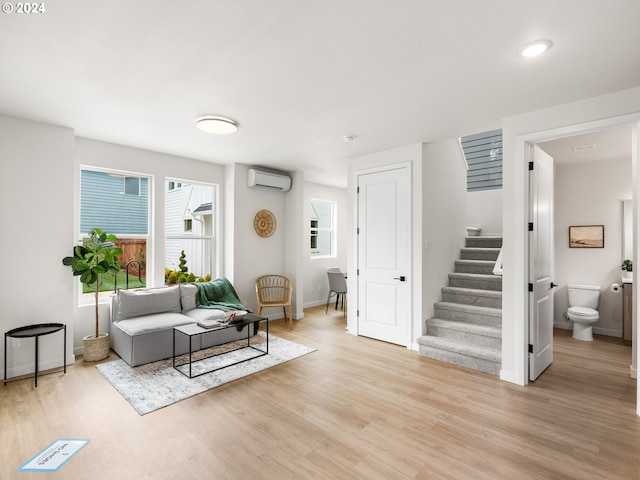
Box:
538 126 633 165
1 1 639 187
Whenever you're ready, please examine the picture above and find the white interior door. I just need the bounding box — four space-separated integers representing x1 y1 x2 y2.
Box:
529 145 555 381
357 165 411 346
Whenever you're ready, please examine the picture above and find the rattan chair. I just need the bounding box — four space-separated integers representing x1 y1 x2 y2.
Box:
255 274 293 329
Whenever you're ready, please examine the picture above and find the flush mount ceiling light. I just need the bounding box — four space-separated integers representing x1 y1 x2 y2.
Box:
517 39 553 58
195 116 238 135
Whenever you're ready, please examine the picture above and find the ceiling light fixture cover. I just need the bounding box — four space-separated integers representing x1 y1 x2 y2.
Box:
517 39 553 58
195 116 238 134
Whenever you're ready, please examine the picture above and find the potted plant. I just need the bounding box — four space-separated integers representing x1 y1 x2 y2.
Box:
622 259 633 280
62 228 122 361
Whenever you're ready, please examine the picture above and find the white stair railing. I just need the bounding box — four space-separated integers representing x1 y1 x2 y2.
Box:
493 246 503 276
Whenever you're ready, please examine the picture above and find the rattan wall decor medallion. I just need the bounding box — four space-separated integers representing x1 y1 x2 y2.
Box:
254 209 276 238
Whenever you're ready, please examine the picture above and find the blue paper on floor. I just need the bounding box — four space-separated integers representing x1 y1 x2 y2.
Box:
17 439 89 472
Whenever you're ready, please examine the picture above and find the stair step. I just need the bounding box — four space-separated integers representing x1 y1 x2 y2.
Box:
454 259 496 275
448 272 502 291
434 301 502 326
441 286 502 309
465 236 503 249
417 336 502 376
426 318 502 349
460 247 501 261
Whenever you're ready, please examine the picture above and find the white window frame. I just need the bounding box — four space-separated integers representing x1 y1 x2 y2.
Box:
310 198 337 259
78 166 151 305
164 178 217 280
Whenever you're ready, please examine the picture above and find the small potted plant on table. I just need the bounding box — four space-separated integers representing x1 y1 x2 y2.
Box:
62 228 122 362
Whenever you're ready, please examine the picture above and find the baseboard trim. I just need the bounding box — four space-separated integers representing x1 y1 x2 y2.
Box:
5 355 74 382
500 369 520 385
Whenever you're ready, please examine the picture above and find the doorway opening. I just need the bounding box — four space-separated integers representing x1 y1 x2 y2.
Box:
522 114 640 413
531 126 634 382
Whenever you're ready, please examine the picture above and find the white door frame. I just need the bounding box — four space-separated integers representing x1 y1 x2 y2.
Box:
518 114 640 406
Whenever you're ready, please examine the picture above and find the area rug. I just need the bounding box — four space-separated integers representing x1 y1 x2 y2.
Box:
96 333 315 415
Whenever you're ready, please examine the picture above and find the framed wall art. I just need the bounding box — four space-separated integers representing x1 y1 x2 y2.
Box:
569 225 604 248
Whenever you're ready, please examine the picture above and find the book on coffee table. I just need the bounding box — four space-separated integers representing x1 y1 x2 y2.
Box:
197 319 226 329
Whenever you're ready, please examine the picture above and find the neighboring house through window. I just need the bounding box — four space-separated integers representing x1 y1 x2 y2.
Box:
165 179 215 279
79 168 149 295
461 129 503 192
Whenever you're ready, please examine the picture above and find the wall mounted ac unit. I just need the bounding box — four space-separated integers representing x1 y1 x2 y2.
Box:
247 168 292 192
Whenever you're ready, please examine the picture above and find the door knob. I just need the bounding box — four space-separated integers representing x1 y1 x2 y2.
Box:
550 282 558 288
393 276 406 282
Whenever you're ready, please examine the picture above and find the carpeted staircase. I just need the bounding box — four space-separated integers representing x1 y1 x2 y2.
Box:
417 235 502 375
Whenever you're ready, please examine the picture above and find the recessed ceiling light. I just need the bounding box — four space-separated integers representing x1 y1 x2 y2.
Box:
517 39 553 58
195 116 238 135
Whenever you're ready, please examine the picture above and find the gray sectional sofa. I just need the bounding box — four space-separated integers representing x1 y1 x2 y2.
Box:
109 280 255 367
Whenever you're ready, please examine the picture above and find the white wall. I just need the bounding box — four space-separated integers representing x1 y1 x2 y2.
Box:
422 140 468 331
285 170 305 319
467 189 503 235
226 163 289 317
303 181 348 308
553 157 631 336
502 86 640 386
0 115 75 378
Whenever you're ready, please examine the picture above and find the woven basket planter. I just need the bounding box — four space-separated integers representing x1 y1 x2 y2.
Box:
83 333 110 362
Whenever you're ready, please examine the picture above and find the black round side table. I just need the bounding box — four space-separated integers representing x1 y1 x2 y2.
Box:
4 323 66 387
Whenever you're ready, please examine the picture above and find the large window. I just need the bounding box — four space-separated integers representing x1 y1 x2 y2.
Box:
164 179 215 283
310 198 336 258
79 168 150 294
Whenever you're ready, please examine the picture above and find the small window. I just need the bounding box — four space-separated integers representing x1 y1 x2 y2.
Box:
310 199 336 258
184 219 193 232
461 129 502 192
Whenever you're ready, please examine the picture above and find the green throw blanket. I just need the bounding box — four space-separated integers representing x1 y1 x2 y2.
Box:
193 278 251 313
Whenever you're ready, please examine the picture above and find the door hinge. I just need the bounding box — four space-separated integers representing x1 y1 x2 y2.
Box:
529 161 534 171
528 344 534 353
357 310 359 317
528 222 534 231
528 283 533 292
357 269 359 276
357 227 360 235
357 186 360 193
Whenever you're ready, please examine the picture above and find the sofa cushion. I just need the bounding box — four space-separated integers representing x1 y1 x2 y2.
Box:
179 284 198 312
113 312 193 336
116 286 181 321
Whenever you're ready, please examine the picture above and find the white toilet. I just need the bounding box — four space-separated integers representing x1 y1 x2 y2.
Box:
567 284 600 341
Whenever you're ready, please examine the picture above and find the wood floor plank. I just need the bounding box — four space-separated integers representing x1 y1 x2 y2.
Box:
1 306 639 479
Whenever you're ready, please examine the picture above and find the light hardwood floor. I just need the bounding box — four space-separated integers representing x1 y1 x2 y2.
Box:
1 306 639 479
